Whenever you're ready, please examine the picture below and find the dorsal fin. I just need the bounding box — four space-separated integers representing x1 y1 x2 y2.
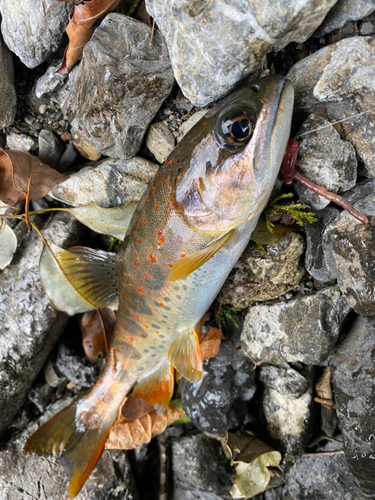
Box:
168 230 236 281
168 329 203 383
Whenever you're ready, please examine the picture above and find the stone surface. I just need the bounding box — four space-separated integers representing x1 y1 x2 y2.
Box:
60 14 174 160
322 192 375 315
0 0 73 69
182 318 256 435
146 122 175 164
241 286 352 365
56 344 100 390
35 60 67 99
221 232 305 308
145 0 336 106
38 129 64 168
28 383 54 413
177 109 208 142
314 0 375 36
6 131 37 151
0 213 80 435
171 433 232 500
56 143 79 172
330 315 375 492
49 156 158 208
259 365 308 400
0 34 16 127
287 36 375 177
294 114 357 210
0 397 138 500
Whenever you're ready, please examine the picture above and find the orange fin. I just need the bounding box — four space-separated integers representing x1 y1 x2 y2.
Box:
251 216 294 245
168 230 236 281
24 398 112 498
132 359 174 414
168 329 203 383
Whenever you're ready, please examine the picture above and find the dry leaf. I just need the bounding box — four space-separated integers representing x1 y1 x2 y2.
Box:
200 326 222 360
121 395 153 421
57 0 120 74
0 222 17 270
0 149 68 205
81 308 116 364
105 405 184 450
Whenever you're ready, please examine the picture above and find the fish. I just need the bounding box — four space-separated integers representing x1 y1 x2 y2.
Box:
24 74 294 498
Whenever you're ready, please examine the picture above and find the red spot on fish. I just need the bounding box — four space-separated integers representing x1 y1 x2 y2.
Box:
203 122 207 125
159 179 162 184
136 225 139 230
135 314 141 320
169 159 173 164
155 203 159 210
140 333 146 338
167 180 170 186
133 262 139 268
134 354 139 358
143 325 149 329
115 347 120 353
180 253 186 258
149 254 157 263
137 238 141 245
145 274 151 279
137 288 144 294
142 219 146 226
156 331 160 334
138 301 141 306
159 302 164 307
129 337 134 343
157 231 166 245
139 279 143 284
152 185 155 190
167 263 174 268
124 294 129 299
134 252 138 259
146 197 149 203
128 274 131 277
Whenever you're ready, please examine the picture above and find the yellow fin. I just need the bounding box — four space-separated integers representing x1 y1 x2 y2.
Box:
168 229 236 281
132 359 174 414
251 216 294 245
168 329 203 383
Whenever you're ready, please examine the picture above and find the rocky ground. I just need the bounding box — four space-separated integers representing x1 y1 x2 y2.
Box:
1 0 375 499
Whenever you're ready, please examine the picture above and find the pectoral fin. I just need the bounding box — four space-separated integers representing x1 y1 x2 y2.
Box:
251 216 293 245
168 230 236 281
168 329 203 383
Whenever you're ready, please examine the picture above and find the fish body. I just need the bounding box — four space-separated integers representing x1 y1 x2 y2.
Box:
24 75 294 497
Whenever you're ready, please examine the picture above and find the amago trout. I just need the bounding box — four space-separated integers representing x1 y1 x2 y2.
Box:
24 75 294 497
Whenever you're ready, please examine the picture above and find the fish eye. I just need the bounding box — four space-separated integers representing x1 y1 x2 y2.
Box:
215 106 255 149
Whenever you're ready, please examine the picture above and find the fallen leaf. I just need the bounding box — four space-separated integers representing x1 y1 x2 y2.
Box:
0 222 17 270
105 405 184 450
200 326 222 360
81 308 116 364
57 0 120 74
0 149 68 206
315 366 333 401
121 395 153 421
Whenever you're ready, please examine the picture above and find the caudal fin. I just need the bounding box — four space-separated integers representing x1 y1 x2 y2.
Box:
24 399 111 498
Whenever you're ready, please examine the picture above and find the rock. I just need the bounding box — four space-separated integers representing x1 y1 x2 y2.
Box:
314 0 375 36
38 129 65 168
56 344 100 390
259 365 309 400
0 396 138 499
304 206 339 286
287 36 375 177
294 114 357 210
49 156 158 208
72 130 102 161
177 109 208 141
6 131 37 151
27 383 54 413
146 122 175 164
60 13 174 160
35 60 67 99
344 178 375 205
221 232 305 309
182 317 256 435
0 0 73 69
241 285 352 366
0 34 16 127
56 143 78 172
0 213 81 435
145 0 336 106
171 433 232 500
322 192 375 315
330 315 375 492
320 406 338 438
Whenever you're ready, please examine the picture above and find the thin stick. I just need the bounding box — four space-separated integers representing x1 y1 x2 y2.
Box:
150 19 156 45
302 450 344 457
24 157 33 232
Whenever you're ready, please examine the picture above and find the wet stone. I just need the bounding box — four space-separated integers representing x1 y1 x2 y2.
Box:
322 192 375 315
314 0 375 36
258 365 309 400
56 143 79 172
38 129 64 168
182 318 256 435
35 60 67 99
0 34 16 128
146 122 175 164
330 315 375 493
56 344 100 390
61 13 174 160
241 285 352 366
27 383 54 413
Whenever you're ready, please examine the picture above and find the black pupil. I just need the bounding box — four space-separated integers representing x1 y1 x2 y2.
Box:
231 119 250 139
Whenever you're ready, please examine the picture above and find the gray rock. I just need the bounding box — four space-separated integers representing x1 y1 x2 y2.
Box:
294 114 357 210
49 156 158 208
320 406 338 438
287 36 375 177
0 213 80 435
0 34 16 127
182 318 256 435
146 122 175 163
304 206 339 286
259 365 309 400
61 13 174 160
38 129 64 168
0 397 138 499
27 383 54 413
56 344 100 390
322 192 375 315
35 60 67 99
221 232 305 309
241 286 352 366
0 0 73 69
171 433 232 500
177 109 208 142
330 315 375 492
6 131 37 151
314 0 375 36
56 143 79 172
145 0 336 106
343 178 375 205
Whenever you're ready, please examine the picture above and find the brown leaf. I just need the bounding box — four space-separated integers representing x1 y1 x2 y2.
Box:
226 433 278 464
200 326 222 360
121 394 153 420
81 308 116 364
0 149 68 205
57 0 120 74
105 405 184 450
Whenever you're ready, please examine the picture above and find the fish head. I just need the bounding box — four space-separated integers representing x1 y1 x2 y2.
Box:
173 75 294 232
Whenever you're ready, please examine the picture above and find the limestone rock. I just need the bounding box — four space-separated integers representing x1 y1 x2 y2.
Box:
0 34 16 127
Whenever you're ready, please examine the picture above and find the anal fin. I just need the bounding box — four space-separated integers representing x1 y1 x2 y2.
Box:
168 329 203 383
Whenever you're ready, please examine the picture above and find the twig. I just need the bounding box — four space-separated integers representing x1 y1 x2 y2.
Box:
24 157 33 232
150 19 156 45
302 450 344 457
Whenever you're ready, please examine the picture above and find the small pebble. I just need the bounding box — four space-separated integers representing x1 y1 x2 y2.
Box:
38 104 47 114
